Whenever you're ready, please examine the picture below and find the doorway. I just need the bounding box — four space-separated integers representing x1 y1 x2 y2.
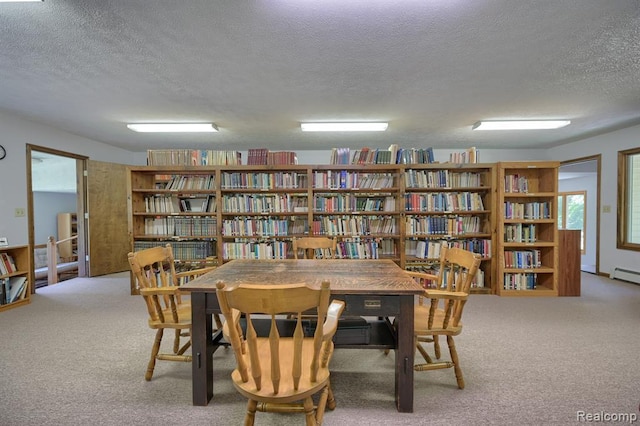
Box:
559 155 601 274
26 145 88 289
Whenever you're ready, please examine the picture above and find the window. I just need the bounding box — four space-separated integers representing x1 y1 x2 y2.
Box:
558 191 586 253
618 148 640 251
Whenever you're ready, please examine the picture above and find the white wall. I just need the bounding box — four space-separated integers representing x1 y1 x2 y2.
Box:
549 124 640 276
0 111 140 246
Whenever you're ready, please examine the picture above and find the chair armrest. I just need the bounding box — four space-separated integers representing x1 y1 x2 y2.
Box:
175 266 216 280
406 271 439 281
140 286 181 296
322 300 346 341
424 289 468 301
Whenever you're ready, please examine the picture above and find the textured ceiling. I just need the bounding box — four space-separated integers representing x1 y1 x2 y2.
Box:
2 1 640 153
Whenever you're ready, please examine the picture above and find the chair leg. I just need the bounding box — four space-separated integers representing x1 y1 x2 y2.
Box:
173 329 181 354
447 335 464 389
327 381 337 410
245 399 257 426
315 384 330 425
146 329 164 381
433 335 441 359
416 342 434 364
303 397 315 426
213 313 223 330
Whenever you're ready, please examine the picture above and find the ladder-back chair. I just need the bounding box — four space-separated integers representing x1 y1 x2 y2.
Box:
127 243 218 380
216 280 345 426
407 245 481 389
292 237 337 259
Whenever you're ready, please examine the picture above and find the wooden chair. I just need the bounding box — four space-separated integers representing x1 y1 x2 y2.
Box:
292 237 337 259
216 280 345 426
127 243 218 381
406 245 481 389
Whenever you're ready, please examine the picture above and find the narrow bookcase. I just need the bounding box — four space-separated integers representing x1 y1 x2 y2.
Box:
0 245 32 312
402 163 495 294
496 161 559 296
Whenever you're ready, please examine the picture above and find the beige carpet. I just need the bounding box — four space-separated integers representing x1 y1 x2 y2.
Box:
1 271 639 425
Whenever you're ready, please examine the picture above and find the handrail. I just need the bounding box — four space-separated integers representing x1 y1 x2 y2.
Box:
45 235 78 284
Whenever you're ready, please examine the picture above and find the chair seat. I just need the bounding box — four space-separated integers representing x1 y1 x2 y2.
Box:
148 304 191 329
414 304 463 336
231 337 331 403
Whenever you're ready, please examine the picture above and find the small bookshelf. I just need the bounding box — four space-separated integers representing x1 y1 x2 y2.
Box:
0 245 31 312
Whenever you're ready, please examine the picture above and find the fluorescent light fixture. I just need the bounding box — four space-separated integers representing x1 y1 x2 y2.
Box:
127 123 218 133
472 120 570 130
301 122 388 132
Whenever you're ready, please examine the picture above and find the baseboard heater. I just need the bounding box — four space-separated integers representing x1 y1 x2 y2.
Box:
610 267 640 285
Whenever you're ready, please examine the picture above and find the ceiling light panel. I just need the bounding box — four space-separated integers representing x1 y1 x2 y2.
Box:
127 123 219 133
472 120 570 130
301 122 388 132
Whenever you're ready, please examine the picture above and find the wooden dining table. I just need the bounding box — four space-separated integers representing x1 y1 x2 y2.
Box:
179 258 424 413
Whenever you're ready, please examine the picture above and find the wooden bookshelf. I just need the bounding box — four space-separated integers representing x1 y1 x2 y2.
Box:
402 163 495 294
0 245 32 312
128 161 565 297
496 161 559 296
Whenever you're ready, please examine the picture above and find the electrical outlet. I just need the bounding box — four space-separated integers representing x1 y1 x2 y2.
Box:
0 237 8 247
14 208 26 217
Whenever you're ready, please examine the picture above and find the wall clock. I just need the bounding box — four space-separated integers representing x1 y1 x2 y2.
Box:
0 145 5 160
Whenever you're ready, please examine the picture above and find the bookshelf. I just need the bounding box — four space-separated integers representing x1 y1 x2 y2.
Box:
128 161 566 297
402 163 495 293
57 212 78 262
496 161 559 296
0 245 31 312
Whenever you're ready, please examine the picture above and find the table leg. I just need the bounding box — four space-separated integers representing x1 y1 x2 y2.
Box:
395 295 414 412
191 292 213 406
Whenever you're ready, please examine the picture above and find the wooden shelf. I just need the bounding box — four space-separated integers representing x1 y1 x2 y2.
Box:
0 245 31 312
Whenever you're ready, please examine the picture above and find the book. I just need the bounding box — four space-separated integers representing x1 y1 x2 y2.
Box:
8 276 27 303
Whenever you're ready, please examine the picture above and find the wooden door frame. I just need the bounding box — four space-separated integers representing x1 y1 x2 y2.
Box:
26 144 88 291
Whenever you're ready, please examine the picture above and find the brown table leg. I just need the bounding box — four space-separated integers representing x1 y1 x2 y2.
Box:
191 292 213 406
395 295 414 412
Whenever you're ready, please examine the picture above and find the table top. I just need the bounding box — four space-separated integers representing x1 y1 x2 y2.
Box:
180 259 423 295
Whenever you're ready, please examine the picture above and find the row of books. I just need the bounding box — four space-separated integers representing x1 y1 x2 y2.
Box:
221 218 294 237
404 170 485 189
504 174 530 193
221 194 308 214
144 195 216 213
405 238 491 260
503 273 537 290
163 175 216 190
133 240 217 260
147 149 242 166
247 148 299 165
1 276 27 305
404 192 485 212
330 145 436 165
449 147 479 164
503 201 551 219
503 249 543 268
0 253 17 275
221 171 305 189
405 215 482 236
143 217 218 236
311 216 398 236
312 195 396 213
503 224 538 242
312 171 395 189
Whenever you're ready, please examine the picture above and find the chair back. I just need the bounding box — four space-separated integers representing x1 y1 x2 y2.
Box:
292 237 337 259
127 244 181 323
216 280 342 395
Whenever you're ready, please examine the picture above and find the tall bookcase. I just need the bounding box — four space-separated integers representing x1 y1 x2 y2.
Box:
0 245 32 312
402 163 495 294
128 163 501 295
496 161 559 296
